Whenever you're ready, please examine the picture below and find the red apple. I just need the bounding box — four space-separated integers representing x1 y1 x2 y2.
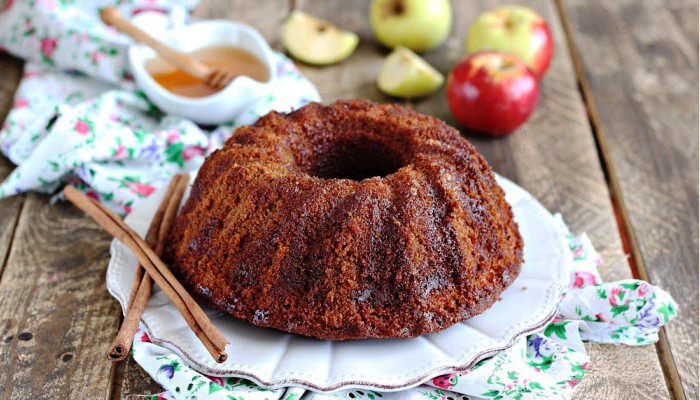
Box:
446 51 539 136
465 6 553 79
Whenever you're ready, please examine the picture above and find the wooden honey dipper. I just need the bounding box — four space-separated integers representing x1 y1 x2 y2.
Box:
100 7 237 90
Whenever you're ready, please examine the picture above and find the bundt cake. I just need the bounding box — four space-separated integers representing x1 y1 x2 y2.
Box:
165 99 523 340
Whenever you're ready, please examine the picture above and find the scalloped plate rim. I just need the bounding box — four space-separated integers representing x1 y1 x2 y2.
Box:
106 173 569 392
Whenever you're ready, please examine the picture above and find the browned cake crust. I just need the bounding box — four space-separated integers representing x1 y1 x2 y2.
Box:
165 99 523 340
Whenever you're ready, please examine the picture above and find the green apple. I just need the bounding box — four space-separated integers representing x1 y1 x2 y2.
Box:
377 46 444 98
282 10 359 66
370 0 452 52
465 6 553 79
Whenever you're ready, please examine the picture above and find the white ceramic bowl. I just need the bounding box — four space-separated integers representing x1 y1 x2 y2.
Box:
129 20 277 125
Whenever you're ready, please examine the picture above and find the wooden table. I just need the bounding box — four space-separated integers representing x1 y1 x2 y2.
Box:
0 1 696 398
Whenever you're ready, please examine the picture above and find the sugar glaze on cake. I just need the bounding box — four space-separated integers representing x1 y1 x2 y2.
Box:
165 99 524 340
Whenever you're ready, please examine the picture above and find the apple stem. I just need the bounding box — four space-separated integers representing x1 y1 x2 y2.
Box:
384 0 404 17
393 0 404 15
499 59 516 72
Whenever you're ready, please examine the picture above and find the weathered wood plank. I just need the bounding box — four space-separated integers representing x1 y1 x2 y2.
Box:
559 1 698 399
0 53 129 400
117 1 671 399
417 1 669 398
0 194 122 399
111 354 163 399
0 54 24 278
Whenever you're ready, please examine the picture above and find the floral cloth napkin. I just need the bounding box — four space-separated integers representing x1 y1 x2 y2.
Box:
0 0 319 215
0 2 678 400
130 216 677 400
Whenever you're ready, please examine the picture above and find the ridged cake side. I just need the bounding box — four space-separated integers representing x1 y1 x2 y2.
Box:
165 99 523 340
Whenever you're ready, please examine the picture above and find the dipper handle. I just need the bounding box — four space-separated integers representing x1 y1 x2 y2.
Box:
100 7 212 81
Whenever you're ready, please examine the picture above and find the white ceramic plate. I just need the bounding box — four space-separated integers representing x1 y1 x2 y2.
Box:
106 174 569 393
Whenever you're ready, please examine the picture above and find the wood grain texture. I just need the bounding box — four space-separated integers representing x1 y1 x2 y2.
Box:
429 1 670 397
98 1 675 400
559 1 698 399
111 354 163 399
0 54 24 279
0 195 122 399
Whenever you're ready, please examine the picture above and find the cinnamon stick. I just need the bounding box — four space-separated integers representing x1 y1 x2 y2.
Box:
64 182 229 363
125 175 181 310
108 274 153 361
108 174 185 361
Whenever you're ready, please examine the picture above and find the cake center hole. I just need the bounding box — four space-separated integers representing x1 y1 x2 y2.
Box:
312 137 405 181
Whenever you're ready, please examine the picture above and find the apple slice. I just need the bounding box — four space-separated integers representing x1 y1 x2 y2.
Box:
377 46 444 99
282 10 359 66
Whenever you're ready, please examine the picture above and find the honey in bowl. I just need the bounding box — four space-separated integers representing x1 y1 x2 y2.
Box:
145 45 270 98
